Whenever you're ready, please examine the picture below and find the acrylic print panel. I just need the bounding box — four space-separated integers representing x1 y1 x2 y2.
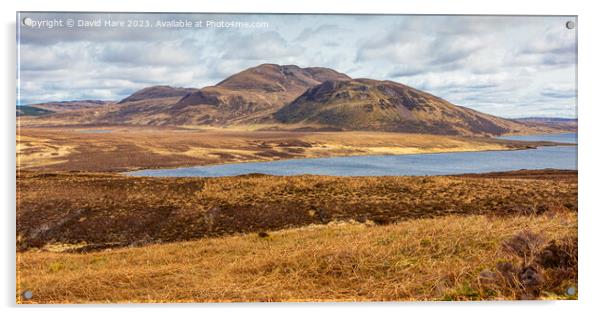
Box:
16 12 577 303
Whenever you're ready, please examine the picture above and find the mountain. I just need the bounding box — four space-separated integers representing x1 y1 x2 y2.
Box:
85 64 350 126
16 106 55 117
17 100 113 118
118 86 197 103
170 64 351 125
275 79 551 136
19 100 112 114
514 117 577 131
19 64 567 136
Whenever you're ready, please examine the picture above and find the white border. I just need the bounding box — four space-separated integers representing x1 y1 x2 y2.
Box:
2 0 600 315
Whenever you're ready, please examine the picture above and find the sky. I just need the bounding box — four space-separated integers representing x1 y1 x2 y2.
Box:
17 13 577 118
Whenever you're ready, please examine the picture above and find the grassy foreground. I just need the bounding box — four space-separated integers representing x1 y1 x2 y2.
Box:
17 212 577 303
16 170 577 302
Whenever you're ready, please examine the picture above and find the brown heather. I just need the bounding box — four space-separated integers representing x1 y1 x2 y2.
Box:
17 170 577 250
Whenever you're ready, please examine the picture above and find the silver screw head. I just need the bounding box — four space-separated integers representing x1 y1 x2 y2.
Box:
566 286 576 296
22 17 33 27
22 290 33 300
566 20 575 29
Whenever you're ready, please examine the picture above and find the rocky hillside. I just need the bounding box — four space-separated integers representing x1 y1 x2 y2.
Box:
275 79 549 136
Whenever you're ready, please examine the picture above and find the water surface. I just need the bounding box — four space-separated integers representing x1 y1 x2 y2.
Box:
126 133 577 177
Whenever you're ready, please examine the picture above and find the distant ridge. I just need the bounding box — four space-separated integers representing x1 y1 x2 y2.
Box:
17 100 113 117
513 117 577 132
16 105 55 117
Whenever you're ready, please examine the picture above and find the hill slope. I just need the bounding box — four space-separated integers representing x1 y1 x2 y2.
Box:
118 86 197 104
72 64 350 126
16 106 55 117
275 79 549 136
18 100 112 114
169 64 351 125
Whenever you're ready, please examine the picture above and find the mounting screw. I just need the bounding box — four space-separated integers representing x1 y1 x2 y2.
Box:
566 286 576 296
22 17 33 27
566 20 575 29
22 290 33 300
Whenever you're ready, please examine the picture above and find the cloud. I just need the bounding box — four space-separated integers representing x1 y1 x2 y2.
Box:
387 65 423 77
521 27 576 55
402 68 512 90
219 31 303 60
99 40 199 66
540 84 576 99
19 43 85 71
355 18 490 72
17 13 577 118
295 24 347 41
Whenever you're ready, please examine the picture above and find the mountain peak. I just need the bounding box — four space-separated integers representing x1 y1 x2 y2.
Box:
214 64 350 92
173 64 352 124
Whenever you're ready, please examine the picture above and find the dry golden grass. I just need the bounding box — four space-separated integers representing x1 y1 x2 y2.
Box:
16 126 551 172
17 212 577 303
16 134 74 168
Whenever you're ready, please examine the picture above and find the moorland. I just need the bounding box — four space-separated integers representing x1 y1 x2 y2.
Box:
17 170 577 302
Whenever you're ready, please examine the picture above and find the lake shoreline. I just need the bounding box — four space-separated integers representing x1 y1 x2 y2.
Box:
18 127 571 173
123 143 574 176
124 133 577 178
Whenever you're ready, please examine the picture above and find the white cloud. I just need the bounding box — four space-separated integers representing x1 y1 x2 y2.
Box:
219 31 303 60
18 13 577 118
99 41 199 66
